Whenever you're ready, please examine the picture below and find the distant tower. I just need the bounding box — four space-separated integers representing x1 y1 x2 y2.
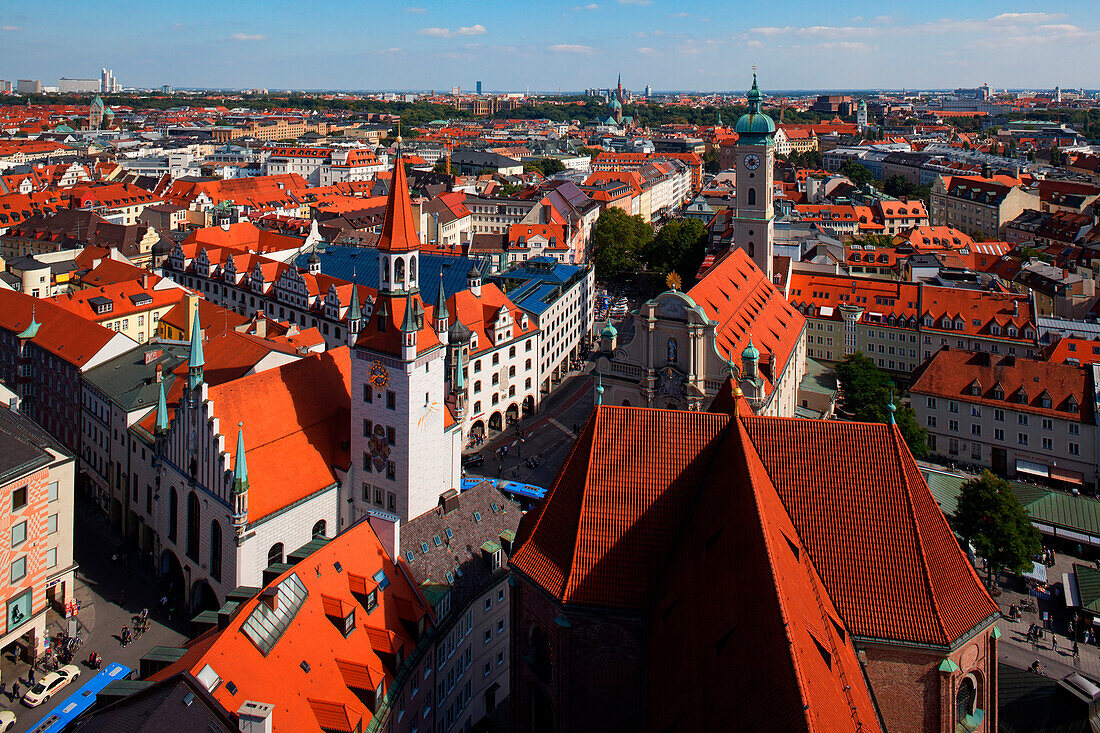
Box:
645 84 652 98
610 74 624 124
89 95 105 130
1054 86 1062 104
856 99 868 132
732 72 776 281
476 80 482 95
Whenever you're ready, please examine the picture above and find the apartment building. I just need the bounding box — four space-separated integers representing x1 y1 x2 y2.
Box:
930 173 1040 239
48 276 186 343
264 147 384 186
400 482 520 731
786 274 1039 375
67 183 163 226
0 400 76 662
912 349 1095 487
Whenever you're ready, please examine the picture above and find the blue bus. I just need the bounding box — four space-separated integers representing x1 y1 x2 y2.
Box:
461 477 547 508
27 662 132 733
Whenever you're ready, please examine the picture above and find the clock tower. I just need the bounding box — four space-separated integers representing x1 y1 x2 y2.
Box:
349 148 459 539
732 73 776 281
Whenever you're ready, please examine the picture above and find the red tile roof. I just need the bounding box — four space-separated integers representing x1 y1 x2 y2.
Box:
149 518 431 733
1043 337 1100 366
0 288 126 368
686 248 805 395
512 405 997 649
910 349 1090 422
375 154 421 253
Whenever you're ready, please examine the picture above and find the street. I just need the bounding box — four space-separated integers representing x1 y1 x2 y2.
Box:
0 495 186 733
465 369 596 490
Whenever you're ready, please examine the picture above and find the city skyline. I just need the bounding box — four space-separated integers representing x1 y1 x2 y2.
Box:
2 1 1100 92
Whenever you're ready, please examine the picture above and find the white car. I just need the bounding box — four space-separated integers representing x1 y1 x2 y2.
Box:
0 710 14 731
22 664 80 707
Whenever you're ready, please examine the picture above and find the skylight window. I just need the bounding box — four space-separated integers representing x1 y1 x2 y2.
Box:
373 569 390 591
241 573 308 656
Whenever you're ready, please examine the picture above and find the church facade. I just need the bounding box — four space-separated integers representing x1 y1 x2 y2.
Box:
597 75 806 416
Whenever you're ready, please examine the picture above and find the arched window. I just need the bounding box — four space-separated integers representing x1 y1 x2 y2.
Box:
956 676 976 723
312 520 327 539
168 487 178 543
268 543 284 567
409 255 416 283
186 492 200 561
394 257 405 287
747 188 757 206
210 521 222 582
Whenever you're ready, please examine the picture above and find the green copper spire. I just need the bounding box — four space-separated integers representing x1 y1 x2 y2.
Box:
188 309 204 389
155 381 169 435
454 346 466 390
887 392 897 425
434 268 449 322
596 372 604 406
233 423 248 494
16 305 40 340
348 283 362 323
400 296 419 334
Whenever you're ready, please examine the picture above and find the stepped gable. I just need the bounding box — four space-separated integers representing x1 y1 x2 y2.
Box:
647 417 883 732
741 416 999 647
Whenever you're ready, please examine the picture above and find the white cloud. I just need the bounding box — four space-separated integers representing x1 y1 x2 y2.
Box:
636 46 657 54
405 6 426 12
669 11 688 18
1 25 20 31
548 44 595 54
230 33 265 41
618 0 652 4
586 3 600 8
816 41 874 52
420 24 485 38
991 12 1064 23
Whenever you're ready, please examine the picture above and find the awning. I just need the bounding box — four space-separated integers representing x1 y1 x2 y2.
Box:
1065 572 1082 608
1051 466 1085 485
1016 459 1050 478
1023 561 1047 584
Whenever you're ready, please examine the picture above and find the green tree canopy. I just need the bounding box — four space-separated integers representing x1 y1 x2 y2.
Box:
590 207 652 282
953 470 1042 583
835 353 928 458
703 149 721 174
645 218 708 285
523 158 567 176
839 160 874 188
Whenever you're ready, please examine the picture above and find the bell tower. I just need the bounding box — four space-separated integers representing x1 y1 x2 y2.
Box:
732 71 776 282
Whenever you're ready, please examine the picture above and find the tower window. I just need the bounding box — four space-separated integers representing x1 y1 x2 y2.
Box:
747 188 757 206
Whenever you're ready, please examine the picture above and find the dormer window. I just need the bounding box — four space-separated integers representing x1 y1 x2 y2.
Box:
343 608 355 636
1039 393 1052 409
941 318 952 329
969 381 981 397
1007 326 1018 338
1015 390 1028 405
991 325 1001 336
1068 396 1080 413
992 384 1004 401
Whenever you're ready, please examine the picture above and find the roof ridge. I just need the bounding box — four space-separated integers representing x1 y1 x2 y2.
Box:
888 422 949 644
733 417 814 730
563 405 603 602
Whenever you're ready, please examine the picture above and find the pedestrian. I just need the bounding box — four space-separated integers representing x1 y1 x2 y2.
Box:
27 668 34 685
121 625 129 647
12 681 19 701
1074 641 1080 658
1053 635 1059 653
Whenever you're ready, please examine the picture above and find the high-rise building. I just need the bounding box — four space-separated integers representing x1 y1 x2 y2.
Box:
16 80 41 94
59 78 99 94
100 68 118 93
476 80 482 95
451 85 461 96
645 84 652 97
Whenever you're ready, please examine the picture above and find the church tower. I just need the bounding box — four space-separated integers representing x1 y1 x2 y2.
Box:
349 146 458 532
732 73 776 281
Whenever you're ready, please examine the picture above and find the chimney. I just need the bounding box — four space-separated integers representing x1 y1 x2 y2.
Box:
254 310 267 338
440 489 460 514
142 273 149 290
259 587 278 613
1013 299 1019 318
154 363 163 383
186 294 199 341
238 701 274 733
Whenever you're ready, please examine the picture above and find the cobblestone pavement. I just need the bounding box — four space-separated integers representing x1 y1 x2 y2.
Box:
995 552 1100 682
1 495 186 733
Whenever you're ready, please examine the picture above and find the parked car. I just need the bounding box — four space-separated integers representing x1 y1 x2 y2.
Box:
461 453 485 468
23 664 80 707
0 711 14 731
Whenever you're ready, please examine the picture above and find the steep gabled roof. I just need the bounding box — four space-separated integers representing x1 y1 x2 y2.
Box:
375 153 421 253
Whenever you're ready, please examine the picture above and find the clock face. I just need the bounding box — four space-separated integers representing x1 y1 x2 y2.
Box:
368 360 390 388
744 154 761 170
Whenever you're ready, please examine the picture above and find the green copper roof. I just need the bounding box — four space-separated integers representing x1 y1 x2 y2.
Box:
400 296 419 334
155 381 169 434
233 423 248 493
601 323 617 338
735 72 776 138
434 272 449 322
188 310 204 389
938 659 959 673
348 283 362 323
454 347 466 390
742 338 760 361
16 309 40 339
991 626 1002 640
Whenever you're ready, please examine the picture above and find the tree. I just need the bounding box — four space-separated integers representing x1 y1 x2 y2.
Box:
953 471 1042 585
834 353 928 458
703 149 721 174
1049 147 1066 167
590 207 652 282
645 218 707 285
839 160 874 188
787 149 824 170
523 158 566 176
883 174 917 198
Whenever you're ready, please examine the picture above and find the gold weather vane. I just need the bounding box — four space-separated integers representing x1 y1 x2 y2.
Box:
666 272 681 291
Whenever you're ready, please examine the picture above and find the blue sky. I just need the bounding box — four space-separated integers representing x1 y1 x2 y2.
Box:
2 1 1099 92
